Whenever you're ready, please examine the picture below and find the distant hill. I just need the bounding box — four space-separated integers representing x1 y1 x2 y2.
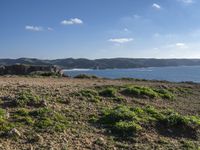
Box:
1 58 200 69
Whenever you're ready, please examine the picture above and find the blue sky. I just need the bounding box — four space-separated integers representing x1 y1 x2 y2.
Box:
0 0 200 59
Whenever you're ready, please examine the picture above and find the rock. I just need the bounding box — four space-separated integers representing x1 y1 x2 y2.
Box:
40 100 47 107
95 137 106 146
0 64 62 76
9 128 21 137
6 112 10 119
34 134 44 144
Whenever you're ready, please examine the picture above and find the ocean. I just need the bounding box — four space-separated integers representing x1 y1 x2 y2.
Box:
64 66 200 83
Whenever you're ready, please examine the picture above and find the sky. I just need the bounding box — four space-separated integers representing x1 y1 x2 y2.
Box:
1 0 200 59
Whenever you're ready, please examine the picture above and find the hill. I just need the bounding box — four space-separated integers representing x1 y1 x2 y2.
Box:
0 77 199 149
1 58 200 69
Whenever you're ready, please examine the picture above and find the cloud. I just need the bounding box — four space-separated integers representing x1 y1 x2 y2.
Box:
152 3 161 10
47 27 54 31
133 14 141 19
25 26 43 31
108 38 133 44
61 18 83 25
177 0 194 4
175 43 188 49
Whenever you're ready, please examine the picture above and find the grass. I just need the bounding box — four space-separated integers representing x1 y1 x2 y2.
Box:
74 74 99 79
99 87 117 97
0 107 68 136
94 105 200 137
154 89 175 100
0 108 15 135
30 71 61 77
15 90 41 107
30 108 68 132
121 86 158 98
121 86 174 100
0 77 199 149
76 89 101 102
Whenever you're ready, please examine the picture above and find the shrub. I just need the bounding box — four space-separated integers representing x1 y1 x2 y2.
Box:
121 86 158 98
15 108 29 116
154 89 174 100
99 87 117 97
94 105 200 137
74 74 98 79
77 89 100 102
15 90 40 107
114 121 142 136
121 86 174 100
30 108 68 132
30 71 60 77
0 108 6 118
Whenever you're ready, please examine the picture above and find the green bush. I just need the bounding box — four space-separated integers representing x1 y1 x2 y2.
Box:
30 108 68 132
0 108 6 118
74 74 98 79
99 87 117 97
154 89 175 100
114 121 142 135
77 89 100 102
122 86 158 98
94 105 200 137
30 71 61 77
15 90 40 107
121 86 174 100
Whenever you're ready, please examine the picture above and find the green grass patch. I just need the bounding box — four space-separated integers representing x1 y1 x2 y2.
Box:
94 105 200 137
99 87 117 97
75 89 101 103
0 107 69 135
121 86 174 100
30 71 61 77
121 86 158 98
74 74 99 79
15 90 41 107
30 108 68 132
0 108 15 135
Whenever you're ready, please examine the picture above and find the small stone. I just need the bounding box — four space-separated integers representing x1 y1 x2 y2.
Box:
167 129 173 133
35 134 44 144
40 100 47 107
6 112 10 119
9 128 21 137
96 137 106 145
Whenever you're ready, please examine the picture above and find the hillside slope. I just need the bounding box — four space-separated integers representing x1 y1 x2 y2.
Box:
0 77 199 149
1 58 200 69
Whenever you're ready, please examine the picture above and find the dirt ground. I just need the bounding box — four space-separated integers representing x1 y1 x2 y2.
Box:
0 76 199 150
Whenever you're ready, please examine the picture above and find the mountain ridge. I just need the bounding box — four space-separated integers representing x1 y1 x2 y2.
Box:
1 58 200 69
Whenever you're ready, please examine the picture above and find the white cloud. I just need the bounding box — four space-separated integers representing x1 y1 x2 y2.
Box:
175 43 188 49
47 27 54 31
61 18 83 25
108 38 133 44
152 3 161 9
153 33 161 38
25 25 43 31
123 28 130 32
178 0 194 4
133 14 141 19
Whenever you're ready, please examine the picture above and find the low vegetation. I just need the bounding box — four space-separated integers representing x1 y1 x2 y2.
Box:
74 74 99 79
93 105 200 138
30 71 61 77
99 87 117 97
14 90 41 107
121 86 174 100
75 89 101 102
0 107 68 137
0 77 199 149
